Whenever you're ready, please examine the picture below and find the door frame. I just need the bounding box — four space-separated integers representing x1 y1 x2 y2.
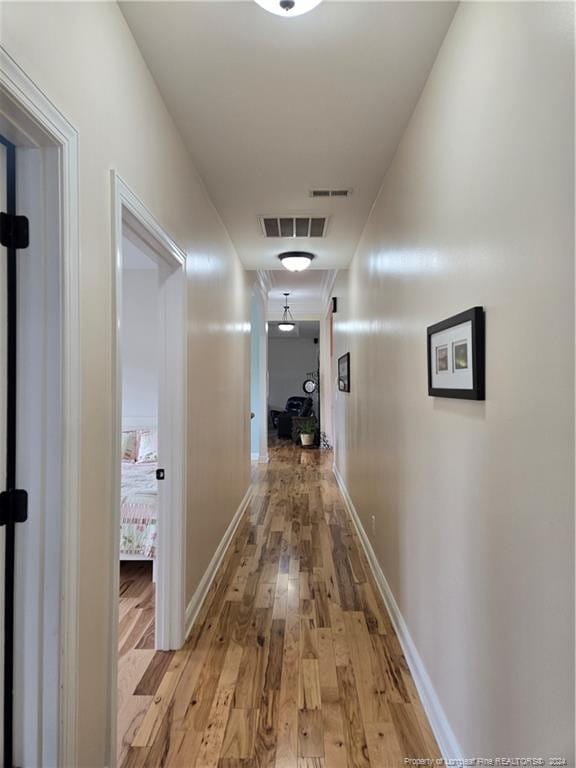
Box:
0 48 81 767
110 172 187 764
250 274 269 464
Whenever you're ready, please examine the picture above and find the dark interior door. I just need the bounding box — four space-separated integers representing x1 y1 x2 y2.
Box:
0 135 7 768
0 134 29 768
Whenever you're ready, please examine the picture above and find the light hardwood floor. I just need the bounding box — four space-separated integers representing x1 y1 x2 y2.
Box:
119 439 441 767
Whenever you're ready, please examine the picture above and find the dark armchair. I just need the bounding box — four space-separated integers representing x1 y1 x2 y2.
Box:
270 396 314 437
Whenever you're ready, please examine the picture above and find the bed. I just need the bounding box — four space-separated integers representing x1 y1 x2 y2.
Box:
120 460 158 559
120 426 158 579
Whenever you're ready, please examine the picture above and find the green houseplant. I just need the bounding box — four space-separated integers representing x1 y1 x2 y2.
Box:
298 417 316 447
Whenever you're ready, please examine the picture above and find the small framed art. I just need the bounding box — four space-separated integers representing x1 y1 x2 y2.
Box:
338 352 350 393
427 307 485 400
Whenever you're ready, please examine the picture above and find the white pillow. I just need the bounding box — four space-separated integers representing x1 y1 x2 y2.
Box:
121 431 139 462
137 430 158 463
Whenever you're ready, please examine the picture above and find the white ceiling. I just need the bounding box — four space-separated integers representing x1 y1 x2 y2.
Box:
121 1 456 270
262 268 335 319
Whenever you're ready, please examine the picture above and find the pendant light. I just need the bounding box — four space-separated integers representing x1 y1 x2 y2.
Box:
254 0 322 18
278 251 315 272
278 293 296 332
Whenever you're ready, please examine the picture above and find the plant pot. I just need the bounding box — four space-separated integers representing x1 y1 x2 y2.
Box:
300 433 314 447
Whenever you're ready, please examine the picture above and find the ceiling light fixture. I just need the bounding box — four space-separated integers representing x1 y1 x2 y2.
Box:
278 251 315 272
254 0 322 17
278 293 296 332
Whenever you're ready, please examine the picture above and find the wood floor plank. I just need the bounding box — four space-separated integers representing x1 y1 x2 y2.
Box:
254 689 279 768
322 701 349 768
117 695 153 767
131 650 188 747
134 651 175 696
329 603 350 667
400 671 442 759
119 597 140 623
364 721 405 767
194 640 244 767
298 709 324 758
299 659 321 711
344 611 381 725
220 708 260 760
234 645 267 709
264 619 285 691
274 614 300 768
388 702 429 760
171 616 219 731
315 629 338 702
336 664 370 768
118 650 155 711
166 727 203 767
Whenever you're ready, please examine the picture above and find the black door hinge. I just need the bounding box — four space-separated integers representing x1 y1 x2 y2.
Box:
0 489 28 526
0 212 29 249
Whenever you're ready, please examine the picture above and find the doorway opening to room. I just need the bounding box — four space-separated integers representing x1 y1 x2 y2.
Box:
112 175 186 766
268 319 321 449
250 281 269 465
117 226 161 750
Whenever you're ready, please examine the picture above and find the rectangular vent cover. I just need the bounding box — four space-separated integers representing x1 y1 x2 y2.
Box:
260 216 328 238
310 189 351 198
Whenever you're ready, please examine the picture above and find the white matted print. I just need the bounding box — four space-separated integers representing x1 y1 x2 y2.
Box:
430 320 473 390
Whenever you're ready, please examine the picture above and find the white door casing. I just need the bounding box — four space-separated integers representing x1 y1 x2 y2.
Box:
0 47 81 767
0 137 7 766
110 172 187 767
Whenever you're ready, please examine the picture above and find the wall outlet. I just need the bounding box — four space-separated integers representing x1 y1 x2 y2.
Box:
371 515 376 534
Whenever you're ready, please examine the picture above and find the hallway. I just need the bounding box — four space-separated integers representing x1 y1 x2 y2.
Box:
120 441 440 766
0 2 573 764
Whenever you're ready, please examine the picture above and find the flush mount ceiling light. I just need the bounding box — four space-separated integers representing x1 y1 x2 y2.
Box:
254 0 322 17
278 251 315 272
278 293 296 332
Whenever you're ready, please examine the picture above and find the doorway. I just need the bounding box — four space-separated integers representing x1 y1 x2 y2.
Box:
0 50 81 768
268 320 321 447
111 173 187 767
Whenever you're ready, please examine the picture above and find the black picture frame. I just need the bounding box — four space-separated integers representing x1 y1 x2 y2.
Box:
338 352 350 393
427 307 485 400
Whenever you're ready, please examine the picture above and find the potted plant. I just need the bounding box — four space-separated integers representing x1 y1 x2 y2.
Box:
298 418 316 447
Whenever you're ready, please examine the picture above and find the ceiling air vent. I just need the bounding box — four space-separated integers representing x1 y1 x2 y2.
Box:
310 188 352 198
260 216 328 238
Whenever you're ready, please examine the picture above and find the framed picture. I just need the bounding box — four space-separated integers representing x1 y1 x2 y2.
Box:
338 352 350 393
427 307 485 400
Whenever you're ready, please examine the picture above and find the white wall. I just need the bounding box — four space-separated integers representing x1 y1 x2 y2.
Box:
1 4 251 765
122 268 159 421
268 336 319 412
250 285 269 461
250 291 261 458
319 304 337 448
334 2 574 761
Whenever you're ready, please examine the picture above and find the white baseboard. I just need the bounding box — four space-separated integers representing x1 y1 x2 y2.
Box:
251 452 269 463
184 484 253 639
251 452 259 462
333 463 464 763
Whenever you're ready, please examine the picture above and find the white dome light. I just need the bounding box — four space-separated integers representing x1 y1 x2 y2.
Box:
278 293 297 332
254 0 322 17
279 252 315 272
